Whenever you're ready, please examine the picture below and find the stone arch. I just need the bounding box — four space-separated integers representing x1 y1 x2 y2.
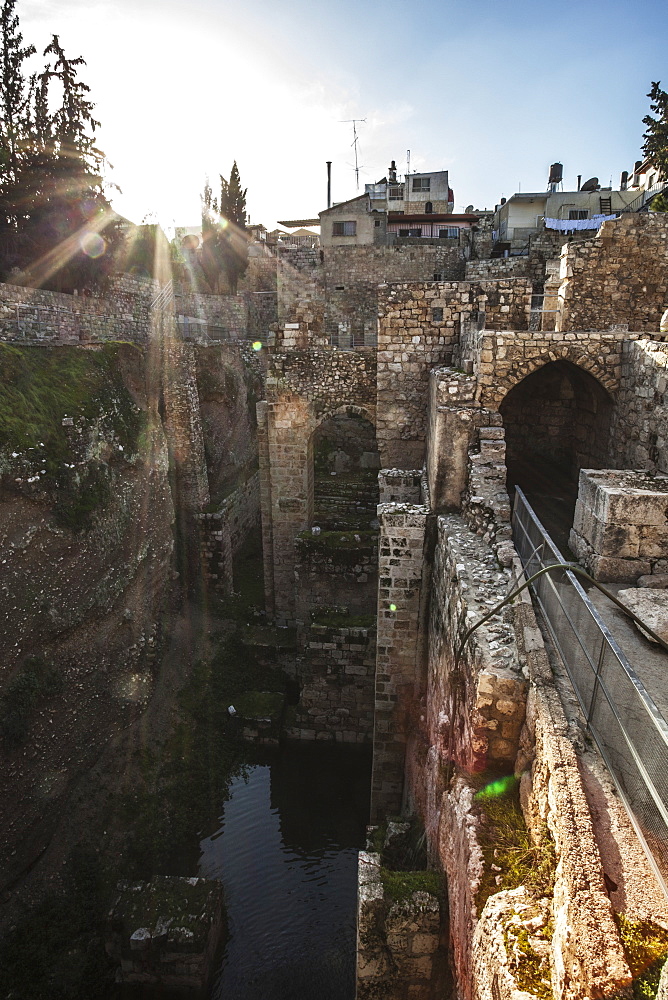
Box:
482 347 619 409
310 405 380 530
499 359 614 533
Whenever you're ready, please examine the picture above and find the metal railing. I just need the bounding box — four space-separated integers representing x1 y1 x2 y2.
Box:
512 486 668 893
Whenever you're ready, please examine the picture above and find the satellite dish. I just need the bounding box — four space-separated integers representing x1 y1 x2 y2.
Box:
580 177 599 192
465 204 474 214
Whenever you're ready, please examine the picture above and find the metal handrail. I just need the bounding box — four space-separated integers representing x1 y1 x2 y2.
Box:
511 487 668 894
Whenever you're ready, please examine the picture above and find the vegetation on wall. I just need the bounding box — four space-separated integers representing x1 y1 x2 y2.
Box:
0 342 143 528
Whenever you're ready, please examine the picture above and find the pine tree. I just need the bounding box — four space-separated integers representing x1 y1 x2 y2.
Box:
642 82 668 180
200 162 249 294
0 7 120 288
218 161 248 294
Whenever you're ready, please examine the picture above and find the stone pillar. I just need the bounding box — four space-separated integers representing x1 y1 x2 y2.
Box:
371 502 427 821
261 393 314 622
256 400 275 615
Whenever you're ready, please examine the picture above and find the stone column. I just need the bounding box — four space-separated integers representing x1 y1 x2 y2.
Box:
371 502 428 821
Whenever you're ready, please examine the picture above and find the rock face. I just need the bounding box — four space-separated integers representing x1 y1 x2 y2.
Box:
106 876 225 989
617 588 668 643
0 343 175 886
356 851 445 1000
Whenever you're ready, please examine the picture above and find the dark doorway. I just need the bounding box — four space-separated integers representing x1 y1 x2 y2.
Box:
500 360 613 547
312 412 379 530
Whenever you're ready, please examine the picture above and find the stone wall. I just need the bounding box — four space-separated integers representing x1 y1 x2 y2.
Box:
457 327 628 409
398 515 632 1000
611 338 668 472
377 279 531 468
378 469 423 504
294 532 378 621
323 244 466 347
198 471 261 592
0 275 158 344
287 623 376 743
371 502 429 820
557 214 668 333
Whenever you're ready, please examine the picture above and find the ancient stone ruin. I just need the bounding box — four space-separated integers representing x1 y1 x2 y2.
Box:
2 212 668 998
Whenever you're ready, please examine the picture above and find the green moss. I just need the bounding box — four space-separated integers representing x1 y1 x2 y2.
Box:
1 655 63 746
475 780 556 913
380 868 443 903
296 529 377 564
0 342 142 458
504 923 552 1000
617 913 668 1000
0 343 144 530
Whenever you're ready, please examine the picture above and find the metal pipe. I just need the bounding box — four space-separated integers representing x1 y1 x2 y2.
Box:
326 161 332 209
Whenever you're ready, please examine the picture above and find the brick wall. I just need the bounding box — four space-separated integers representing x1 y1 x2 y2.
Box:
198 471 261 592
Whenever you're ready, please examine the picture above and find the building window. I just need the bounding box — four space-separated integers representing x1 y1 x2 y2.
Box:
399 229 410 237
389 186 404 200
408 228 422 237
425 202 433 214
432 307 443 321
439 227 459 239
374 219 381 228
433 272 442 281
332 221 357 236
568 210 588 220
412 177 430 192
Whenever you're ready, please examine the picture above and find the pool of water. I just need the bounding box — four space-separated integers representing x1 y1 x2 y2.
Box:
199 743 371 1000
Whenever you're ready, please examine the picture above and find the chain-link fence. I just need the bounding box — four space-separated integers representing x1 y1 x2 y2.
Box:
512 486 668 894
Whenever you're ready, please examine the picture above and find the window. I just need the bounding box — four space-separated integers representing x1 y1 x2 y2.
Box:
408 228 422 237
399 229 410 237
412 177 430 192
439 227 459 239
389 186 404 200
374 219 381 228
425 202 433 214
568 210 588 220
433 272 442 281
332 221 357 236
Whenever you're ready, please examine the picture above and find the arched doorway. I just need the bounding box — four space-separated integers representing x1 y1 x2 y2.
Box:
311 410 380 530
500 360 613 544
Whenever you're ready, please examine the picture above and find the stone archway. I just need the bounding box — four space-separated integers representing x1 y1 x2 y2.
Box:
311 407 380 531
499 359 614 543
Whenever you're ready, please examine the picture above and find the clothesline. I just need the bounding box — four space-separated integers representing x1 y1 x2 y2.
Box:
544 214 619 232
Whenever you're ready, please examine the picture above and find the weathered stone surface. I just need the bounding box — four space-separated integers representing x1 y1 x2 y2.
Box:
617 588 668 643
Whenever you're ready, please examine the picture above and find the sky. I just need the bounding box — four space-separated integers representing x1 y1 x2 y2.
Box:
16 0 668 232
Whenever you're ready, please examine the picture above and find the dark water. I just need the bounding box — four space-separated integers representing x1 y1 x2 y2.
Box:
199 744 371 1000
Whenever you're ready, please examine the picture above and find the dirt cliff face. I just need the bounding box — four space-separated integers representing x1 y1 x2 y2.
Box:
195 344 263 504
0 343 175 886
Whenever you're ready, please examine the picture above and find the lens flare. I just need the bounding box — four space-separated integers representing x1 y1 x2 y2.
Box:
389 603 397 612
80 232 106 259
475 775 517 800
252 341 262 351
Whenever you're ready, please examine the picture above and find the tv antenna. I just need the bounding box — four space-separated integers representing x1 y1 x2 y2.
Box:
341 118 366 190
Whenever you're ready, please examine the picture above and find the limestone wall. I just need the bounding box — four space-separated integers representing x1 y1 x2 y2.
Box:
377 280 532 468
287 623 376 743
371 502 429 820
612 338 668 471
323 244 465 347
0 275 158 344
557 214 668 332
198 472 261 592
